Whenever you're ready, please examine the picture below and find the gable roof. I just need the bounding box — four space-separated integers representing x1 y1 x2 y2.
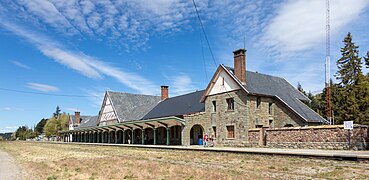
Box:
76 116 99 128
107 91 161 122
142 90 205 120
223 65 326 123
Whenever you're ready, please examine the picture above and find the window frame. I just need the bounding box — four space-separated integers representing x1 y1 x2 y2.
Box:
212 100 217 112
268 102 273 115
226 98 235 111
226 125 235 139
256 97 261 109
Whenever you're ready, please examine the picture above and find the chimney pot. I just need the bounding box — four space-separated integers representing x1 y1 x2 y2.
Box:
75 111 81 125
161 86 169 100
233 48 246 85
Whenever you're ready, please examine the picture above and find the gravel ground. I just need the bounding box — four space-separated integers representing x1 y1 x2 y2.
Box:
0 150 28 180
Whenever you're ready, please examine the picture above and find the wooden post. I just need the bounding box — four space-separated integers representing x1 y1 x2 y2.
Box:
132 129 135 144
141 129 145 145
154 128 157 145
166 127 170 145
108 131 111 143
115 130 118 144
122 130 126 144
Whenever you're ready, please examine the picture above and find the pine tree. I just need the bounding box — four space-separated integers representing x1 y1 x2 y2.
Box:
336 32 363 86
335 32 365 123
364 51 369 69
53 106 61 119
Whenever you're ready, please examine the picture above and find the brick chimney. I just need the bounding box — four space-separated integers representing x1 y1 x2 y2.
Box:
74 111 80 125
233 48 246 85
161 86 169 100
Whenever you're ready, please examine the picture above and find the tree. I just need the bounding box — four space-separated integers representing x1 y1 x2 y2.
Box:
364 51 369 69
35 118 48 135
15 126 35 140
44 113 70 138
334 32 367 124
335 32 363 86
44 117 58 137
53 106 61 119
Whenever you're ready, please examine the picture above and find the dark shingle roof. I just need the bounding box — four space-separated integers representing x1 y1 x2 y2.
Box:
77 116 99 128
142 90 205 120
225 66 325 123
107 91 161 122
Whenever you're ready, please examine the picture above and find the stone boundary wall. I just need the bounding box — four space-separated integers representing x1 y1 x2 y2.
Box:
248 125 369 150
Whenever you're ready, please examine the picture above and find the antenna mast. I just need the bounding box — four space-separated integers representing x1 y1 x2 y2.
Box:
325 0 333 125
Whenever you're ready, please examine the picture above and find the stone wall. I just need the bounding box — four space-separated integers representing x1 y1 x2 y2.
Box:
249 125 369 150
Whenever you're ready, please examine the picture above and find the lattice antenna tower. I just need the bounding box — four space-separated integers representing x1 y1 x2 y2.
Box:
325 0 333 125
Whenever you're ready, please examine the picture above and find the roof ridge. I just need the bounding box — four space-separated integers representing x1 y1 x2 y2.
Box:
164 90 205 100
108 91 160 97
224 65 285 79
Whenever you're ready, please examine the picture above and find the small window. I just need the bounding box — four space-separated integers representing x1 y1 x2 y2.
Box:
256 97 261 109
212 126 217 138
269 103 273 115
212 101 217 112
284 124 294 127
226 98 235 110
222 77 225 85
226 126 234 139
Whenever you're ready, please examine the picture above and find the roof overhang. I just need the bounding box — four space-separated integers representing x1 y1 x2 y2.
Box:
60 116 185 133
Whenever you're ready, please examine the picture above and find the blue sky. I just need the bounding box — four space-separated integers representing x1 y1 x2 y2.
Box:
1 0 369 133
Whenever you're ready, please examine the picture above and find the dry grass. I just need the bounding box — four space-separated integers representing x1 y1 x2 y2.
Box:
0 141 369 180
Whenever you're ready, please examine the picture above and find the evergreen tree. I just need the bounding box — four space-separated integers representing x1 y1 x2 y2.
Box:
336 32 363 86
364 51 369 69
35 118 48 135
53 106 61 119
335 32 365 124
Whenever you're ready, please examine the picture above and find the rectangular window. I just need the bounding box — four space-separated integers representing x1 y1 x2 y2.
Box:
226 98 235 110
256 97 261 109
269 103 273 115
212 101 217 112
226 126 234 139
212 126 216 138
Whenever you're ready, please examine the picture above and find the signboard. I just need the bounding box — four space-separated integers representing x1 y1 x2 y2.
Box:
344 121 353 130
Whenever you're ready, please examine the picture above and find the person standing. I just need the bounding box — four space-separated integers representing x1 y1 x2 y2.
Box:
127 134 131 144
203 133 209 147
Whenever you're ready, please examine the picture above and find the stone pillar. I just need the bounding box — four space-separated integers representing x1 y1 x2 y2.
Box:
166 127 170 145
97 132 100 143
122 130 126 144
154 128 157 145
89 132 92 143
141 129 145 145
92 132 95 143
132 129 135 144
259 128 266 146
115 131 118 144
108 131 111 143
102 131 105 143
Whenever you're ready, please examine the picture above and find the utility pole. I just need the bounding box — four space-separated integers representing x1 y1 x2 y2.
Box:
325 0 333 125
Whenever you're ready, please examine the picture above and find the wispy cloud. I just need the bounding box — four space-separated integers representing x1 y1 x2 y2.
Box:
260 0 369 57
168 74 198 96
0 107 12 111
27 83 59 92
0 126 18 133
9 60 30 69
0 21 158 95
1 0 196 51
65 108 80 112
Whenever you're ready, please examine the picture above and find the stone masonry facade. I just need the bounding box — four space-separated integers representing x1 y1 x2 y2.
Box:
249 125 369 150
182 89 314 147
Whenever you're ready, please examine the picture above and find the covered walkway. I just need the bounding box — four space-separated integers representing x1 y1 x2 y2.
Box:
60 116 184 145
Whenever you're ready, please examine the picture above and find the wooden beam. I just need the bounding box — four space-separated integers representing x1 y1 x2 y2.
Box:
132 124 143 129
157 121 168 127
145 123 155 129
